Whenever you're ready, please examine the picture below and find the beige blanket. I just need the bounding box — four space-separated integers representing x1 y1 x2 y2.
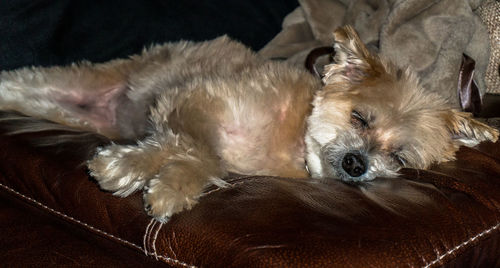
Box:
259 0 491 108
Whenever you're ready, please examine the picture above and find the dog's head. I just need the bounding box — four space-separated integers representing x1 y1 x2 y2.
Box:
305 25 498 182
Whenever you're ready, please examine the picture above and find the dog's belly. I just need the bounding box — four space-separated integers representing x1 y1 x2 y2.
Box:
218 123 268 175
215 111 308 178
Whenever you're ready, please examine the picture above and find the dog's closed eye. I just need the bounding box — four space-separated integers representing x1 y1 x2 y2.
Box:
351 110 369 129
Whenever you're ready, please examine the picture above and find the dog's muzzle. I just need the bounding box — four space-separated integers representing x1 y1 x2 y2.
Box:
341 152 367 177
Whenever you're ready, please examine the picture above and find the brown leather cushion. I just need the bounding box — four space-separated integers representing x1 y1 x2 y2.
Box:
0 130 499 267
0 191 167 267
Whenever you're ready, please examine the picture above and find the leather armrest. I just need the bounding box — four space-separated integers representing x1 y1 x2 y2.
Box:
0 132 499 267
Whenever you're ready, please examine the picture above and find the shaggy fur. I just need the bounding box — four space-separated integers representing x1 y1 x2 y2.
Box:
0 26 497 221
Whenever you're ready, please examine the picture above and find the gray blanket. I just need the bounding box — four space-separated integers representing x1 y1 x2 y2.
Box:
259 0 491 108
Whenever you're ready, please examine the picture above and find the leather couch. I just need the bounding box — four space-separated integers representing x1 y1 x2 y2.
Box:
1 95 500 267
1 1 499 267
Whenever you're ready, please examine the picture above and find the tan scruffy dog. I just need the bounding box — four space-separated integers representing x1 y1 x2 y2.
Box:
0 26 497 221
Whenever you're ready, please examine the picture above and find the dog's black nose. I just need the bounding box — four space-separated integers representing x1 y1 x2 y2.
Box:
341 152 366 177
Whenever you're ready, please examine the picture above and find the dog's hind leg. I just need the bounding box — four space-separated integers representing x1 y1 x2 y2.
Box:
0 59 140 138
87 128 228 222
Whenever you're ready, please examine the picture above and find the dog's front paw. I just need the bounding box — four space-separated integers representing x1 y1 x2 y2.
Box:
143 177 199 222
141 161 220 222
87 144 152 197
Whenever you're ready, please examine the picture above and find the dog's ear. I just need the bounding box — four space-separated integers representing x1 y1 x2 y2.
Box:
443 110 499 147
323 25 381 86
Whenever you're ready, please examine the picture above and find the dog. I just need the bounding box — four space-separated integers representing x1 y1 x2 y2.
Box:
0 26 497 221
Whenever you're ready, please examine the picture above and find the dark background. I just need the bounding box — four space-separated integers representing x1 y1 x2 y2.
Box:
0 0 298 70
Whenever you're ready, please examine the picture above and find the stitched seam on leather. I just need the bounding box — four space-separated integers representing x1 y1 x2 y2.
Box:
152 222 164 260
422 222 500 268
144 219 164 261
143 219 156 255
0 182 197 268
143 220 194 267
